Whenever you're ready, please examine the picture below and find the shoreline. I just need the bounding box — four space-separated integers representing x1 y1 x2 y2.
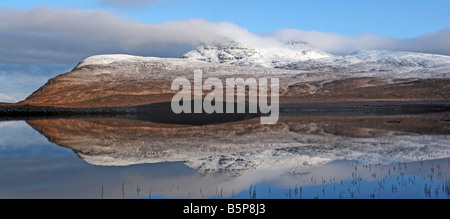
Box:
0 100 448 122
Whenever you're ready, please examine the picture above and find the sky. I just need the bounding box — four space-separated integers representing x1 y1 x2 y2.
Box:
1 0 449 38
0 0 449 102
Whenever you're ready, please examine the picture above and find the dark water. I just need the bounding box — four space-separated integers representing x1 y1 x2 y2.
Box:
0 112 449 199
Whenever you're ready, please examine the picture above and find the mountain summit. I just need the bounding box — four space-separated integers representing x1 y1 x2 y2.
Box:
181 41 331 68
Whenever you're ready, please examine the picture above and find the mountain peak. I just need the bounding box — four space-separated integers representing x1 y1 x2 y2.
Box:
182 40 331 68
181 41 257 64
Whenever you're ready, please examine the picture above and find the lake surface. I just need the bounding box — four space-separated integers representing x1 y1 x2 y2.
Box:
0 112 449 199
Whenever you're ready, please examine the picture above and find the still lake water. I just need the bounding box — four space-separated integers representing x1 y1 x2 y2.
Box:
0 113 449 199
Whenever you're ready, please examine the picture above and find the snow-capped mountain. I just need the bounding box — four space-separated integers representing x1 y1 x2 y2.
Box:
181 41 331 68
13 39 450 108
180 40 450 77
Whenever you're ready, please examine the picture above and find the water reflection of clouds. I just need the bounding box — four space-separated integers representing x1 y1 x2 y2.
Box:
0 156 209 199
1 154 448 199
0 121 73 158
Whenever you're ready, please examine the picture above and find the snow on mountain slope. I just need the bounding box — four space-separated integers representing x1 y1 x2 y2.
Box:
180 40 450 77
288 50 450 78
184 135 450 176
74 54 211 70
74 41 450 79
182 41 331 68
76 54 160 68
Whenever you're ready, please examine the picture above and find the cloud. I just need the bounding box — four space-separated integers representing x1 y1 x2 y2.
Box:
398 28 450 56
0 63 73 102
0 6 449 66
268 27 450 55
99 0 158 8
0 7 267 64
0 93 17 102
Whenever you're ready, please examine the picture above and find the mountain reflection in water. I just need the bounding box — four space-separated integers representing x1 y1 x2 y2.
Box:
27 112 449 171
0 110 448 199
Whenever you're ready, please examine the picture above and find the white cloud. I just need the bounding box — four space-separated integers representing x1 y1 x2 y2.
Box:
0 6 449 66
0 93 17 103
0 7 266 64
268 28 450 55
0 63 72 102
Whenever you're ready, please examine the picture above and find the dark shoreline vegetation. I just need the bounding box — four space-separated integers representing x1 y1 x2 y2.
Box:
0 100 449 125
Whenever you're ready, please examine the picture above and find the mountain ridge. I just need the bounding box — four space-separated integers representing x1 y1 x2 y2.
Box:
181 41 331 68
0 40 448 107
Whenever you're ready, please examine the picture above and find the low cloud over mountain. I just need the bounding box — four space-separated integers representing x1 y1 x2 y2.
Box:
1 7 449 65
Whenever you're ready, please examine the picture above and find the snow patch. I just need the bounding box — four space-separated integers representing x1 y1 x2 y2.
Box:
182 41 331 68
75 54 163 68
184 150 331 176
288 50 450 78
